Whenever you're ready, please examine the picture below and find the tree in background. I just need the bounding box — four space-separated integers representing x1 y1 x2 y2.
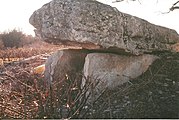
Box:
0 29 41 50
21 34 36 46
0 29 24 48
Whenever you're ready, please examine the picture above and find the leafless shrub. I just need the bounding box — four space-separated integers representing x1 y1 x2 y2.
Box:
0 64 100 119
0 52 178 119
82 52 179 118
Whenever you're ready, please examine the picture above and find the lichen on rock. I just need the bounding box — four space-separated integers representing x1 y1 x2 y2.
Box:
29 0 179 55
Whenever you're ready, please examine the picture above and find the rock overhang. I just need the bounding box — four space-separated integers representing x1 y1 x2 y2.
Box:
29 0 179 55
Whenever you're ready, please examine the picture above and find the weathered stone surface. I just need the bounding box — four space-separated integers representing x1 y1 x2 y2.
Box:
29 0 179 55
82 53 159 101
171 43 179 52
44 49 88 87
0 39 4 49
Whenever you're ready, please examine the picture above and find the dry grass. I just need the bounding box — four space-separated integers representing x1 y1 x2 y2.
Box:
0 41 94 119
85 52 179 119
0 41 60 118
0 56 96 119
0 41 60 61
0 41 178 119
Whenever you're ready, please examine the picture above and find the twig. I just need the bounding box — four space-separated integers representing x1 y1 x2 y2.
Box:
0 103 26 117
5 72 35 91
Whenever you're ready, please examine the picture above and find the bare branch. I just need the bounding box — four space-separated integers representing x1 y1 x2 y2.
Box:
113 0 179 13
112 0 124 3
170 6 179 11
169 1 179 12
112 0 141 4
173 1 179 6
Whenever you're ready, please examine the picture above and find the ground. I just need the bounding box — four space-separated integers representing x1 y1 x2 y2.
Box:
0 41 60 118
0 41 179 119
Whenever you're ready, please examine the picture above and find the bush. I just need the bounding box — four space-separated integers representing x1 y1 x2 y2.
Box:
0 29 24 48
21 35 37 46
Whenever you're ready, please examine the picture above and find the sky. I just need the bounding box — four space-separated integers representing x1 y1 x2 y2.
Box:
0 0 179 36
0 0 51 35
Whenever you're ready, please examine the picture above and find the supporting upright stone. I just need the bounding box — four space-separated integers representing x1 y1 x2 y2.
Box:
83 53 159 101
44 49 88 87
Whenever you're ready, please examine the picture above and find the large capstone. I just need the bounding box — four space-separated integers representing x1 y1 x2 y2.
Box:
30 0 179 55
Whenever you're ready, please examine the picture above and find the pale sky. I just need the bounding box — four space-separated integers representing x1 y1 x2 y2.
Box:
0 0 179 36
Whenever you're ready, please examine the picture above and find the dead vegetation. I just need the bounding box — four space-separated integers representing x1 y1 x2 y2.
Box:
85 52 179 119
0 51 98 119
0 41 96 119
0 41 60 118
0 41 59 61
0 42 179 119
